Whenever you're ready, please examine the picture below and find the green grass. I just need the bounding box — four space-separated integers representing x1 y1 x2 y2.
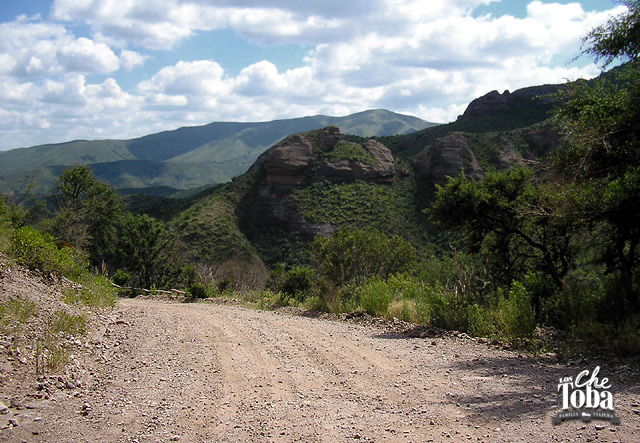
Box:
62 275 118 308
49 310 86 336
43 343 71 373
0 298 38 327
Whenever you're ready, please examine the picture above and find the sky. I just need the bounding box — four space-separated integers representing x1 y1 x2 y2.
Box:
0 0 627 151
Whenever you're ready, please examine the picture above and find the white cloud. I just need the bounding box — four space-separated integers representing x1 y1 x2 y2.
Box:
0 0 628 150
0 18 120 77
50 0 504 49
138 60 228 98
58 37 119 72
119 49 148 71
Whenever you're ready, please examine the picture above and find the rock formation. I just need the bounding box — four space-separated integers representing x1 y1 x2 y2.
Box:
257 126 395 188
459 84 561 121
413 133 484 186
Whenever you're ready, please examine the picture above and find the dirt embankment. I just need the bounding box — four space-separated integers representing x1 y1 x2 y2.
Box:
1 293 639 443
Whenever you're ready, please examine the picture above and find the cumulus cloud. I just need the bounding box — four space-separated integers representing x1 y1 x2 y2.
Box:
0 0 628 150
50 0 506 49
0 18 120 77
119 49 148 71
138 60 228 98
58 37 119 72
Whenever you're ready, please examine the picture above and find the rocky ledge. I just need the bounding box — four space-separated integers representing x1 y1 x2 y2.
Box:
459 84 561 122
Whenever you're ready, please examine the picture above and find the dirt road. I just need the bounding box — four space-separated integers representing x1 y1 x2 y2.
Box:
3 298 639 442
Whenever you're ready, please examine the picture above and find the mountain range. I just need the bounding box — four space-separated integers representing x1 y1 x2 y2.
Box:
0 109 437 195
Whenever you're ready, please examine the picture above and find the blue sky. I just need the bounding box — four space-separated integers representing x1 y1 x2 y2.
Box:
0 0 625 150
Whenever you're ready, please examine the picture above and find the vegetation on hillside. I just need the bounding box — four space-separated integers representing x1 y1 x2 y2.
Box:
0 194 117 375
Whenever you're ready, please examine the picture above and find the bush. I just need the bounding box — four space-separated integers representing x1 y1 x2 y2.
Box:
468 281 537 346
303 295 327 311
270 265 315 301
386 299 420 323
254 289 291 309
218 277 233 292
356 274 426 318
358 277 394 316
421 283 469 331
11 226 87 277
312 228 417 288
189 282 208 299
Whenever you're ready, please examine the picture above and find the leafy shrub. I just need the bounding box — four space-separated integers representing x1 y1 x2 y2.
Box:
356 274 425 317
357 277 394 316
11 226 87 277
254 289 291 309
218 277 233 292
387 299 420 323
312 228 417 288
420 283 469 331
468 281 536 345
303 295 327 311
270 265 315 301
189 282 208 298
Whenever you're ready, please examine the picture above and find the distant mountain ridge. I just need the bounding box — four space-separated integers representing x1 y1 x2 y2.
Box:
0 109 437 195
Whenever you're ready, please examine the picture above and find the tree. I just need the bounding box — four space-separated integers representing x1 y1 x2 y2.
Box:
553 1 640 311
48 166 124 266
579 0 639 67
51 165 96 212
311 228 417 288
429 169 575 292
118 213 178 289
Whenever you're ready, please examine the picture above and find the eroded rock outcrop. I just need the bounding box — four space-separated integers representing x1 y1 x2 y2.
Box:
459 85 561 122
257 127 395 188
413 133 484 186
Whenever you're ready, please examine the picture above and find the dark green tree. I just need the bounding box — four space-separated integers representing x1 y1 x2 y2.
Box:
119 213 178 289
579 0 639 67
429 169 575 292
554 1 640 311
47 165 124 266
